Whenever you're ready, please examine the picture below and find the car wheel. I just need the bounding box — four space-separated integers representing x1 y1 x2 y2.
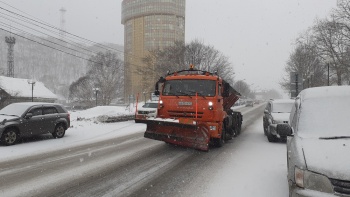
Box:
1 129 19 146
52 124 66 138
267 126 278 142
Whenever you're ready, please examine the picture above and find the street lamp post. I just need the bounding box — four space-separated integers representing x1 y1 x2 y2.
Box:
27 79 36 102
93 88 100 106
327 63 330 86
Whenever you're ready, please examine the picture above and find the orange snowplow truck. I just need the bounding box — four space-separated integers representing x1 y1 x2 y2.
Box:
140 65 243 151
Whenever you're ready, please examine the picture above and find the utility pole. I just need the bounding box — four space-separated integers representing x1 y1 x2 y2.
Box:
59 7 67 40
295 73 298 96
5 37 16 78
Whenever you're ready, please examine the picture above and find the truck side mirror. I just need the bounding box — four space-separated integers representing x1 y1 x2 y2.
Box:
154 90 160 96
154 77 166 96
276 123 293 137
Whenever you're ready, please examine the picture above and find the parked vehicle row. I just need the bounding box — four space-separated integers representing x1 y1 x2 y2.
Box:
263 99 294 142
265 86 350 197
0 102 70 146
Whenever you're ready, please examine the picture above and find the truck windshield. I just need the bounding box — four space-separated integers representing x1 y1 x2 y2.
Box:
162 79 216 97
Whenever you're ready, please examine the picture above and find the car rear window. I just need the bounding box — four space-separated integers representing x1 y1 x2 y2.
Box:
272 103 293 113
43 107 58 115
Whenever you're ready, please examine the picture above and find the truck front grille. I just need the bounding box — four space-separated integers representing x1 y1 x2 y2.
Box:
330 178 350 195
168 110 203 119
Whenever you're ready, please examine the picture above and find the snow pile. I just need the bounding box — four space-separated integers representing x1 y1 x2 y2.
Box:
70 106 135 122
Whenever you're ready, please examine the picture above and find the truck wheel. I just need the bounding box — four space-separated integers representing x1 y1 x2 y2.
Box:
1 129 19 146
215 129 226 147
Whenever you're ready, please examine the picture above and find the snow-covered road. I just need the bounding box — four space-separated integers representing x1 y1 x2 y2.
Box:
0 104 289 197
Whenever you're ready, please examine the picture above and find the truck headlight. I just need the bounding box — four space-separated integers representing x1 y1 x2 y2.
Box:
208 101 213 110
159 100 164 108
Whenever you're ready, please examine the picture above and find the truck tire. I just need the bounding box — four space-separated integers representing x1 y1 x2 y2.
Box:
215 128 226 147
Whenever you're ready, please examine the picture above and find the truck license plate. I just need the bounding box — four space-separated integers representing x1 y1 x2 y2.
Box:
178 101 192 106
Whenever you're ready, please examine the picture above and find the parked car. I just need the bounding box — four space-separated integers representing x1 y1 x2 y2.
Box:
135 101 158 123
263 99 294 142
276 86 350 197
0 102 70 146
245 100 254 107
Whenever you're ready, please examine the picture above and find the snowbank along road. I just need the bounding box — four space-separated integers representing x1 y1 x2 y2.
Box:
0 103 288 197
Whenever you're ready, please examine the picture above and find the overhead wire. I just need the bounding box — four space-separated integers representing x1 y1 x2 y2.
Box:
0 27 103 65
0 5 125 54
0 12 99 56
0 4 145 61
0 2 147 70
0 21 94 58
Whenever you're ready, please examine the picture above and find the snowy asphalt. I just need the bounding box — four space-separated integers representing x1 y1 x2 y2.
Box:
0 103 288 197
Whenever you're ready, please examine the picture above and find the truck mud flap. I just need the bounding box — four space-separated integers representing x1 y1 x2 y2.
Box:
143 120 210 151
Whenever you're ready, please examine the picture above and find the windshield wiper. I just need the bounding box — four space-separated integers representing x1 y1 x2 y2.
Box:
188 91 206 99
0 113 17 117
319 136 350 140
176 91 192 98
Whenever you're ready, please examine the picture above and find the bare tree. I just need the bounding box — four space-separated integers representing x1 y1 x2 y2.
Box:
280 33 326 91
140 40 235 93
184 40 235 85
69 51 124 106
68 76 95 107
233 80 250 97
313 18 349 85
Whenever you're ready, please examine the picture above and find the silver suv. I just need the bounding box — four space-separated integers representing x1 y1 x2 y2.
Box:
0 102 70 146
263 99 294 142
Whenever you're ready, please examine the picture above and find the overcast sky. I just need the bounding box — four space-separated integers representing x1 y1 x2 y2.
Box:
0 0 337 96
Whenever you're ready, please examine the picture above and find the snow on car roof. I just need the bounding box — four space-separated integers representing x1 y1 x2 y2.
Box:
10 102 58 107
298 86 350 138
270 99 295 104
300 86 350 101
0 76 57 99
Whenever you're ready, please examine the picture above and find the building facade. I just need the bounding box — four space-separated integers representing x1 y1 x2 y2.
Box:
121 0 185 101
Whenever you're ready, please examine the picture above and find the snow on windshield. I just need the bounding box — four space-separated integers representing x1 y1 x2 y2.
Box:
298 96 350 138
0 103 29 116
272 103 293 113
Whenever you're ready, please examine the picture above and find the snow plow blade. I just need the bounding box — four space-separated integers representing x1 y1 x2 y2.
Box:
142 119 210 151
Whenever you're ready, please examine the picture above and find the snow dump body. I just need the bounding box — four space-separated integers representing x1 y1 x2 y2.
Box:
140 65 243 151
